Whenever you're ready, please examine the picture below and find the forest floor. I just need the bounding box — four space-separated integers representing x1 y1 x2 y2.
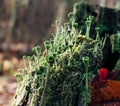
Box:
0 42 33 106
0 76 16 106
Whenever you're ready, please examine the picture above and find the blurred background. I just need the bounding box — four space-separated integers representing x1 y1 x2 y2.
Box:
0 0 120 105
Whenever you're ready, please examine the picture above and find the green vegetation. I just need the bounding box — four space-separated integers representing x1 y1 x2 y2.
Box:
74 2 120 72
74 2 120 37
112 31 120 71
111 31 120 54
12 2 120 106
12 12 105 106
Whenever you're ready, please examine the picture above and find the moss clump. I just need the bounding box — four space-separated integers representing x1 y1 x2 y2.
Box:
113 32 120 71
111 31 120 54
12 15 105 106
73 2 120 37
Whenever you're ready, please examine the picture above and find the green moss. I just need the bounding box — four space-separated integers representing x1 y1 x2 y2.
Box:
12 13 105 106
111 31 120 54
73 2 120 37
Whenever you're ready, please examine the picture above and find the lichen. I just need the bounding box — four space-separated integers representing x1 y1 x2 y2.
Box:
12 13 105 106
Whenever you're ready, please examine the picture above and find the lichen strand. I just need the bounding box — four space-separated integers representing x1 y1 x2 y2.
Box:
12 68 47 106
12 17 104 106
